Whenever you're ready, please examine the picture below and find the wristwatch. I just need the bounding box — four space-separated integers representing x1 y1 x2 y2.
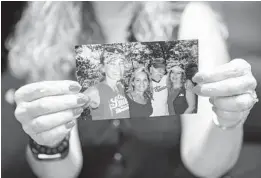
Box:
29 135 70 161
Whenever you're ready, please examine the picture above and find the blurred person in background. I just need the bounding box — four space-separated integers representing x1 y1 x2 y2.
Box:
167 64 197 115
3 1 258 178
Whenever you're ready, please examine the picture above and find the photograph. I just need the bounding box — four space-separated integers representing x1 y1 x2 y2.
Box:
75 40 198 120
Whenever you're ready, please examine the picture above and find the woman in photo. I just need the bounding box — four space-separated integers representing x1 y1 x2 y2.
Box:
167 64 196 115
126 67 153 118
83 46 130 120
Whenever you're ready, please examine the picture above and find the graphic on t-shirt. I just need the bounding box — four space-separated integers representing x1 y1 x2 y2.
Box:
153 85 168 92
109 95 129 115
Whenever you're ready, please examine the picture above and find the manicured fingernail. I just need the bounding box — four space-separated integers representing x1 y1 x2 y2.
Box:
193 75 204 83
65 121 75 129
69 84 81 92
73 108 83 116
77 95 89 104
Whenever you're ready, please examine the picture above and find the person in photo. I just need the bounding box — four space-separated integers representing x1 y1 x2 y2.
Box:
149 58 169 117
82 46 130 120
167 64 197 115
126 67 153 118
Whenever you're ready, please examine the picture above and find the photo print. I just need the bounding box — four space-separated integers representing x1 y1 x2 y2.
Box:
75 40 198 120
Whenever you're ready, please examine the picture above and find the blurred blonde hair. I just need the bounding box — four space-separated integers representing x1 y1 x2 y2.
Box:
5 1 187 82
6 1 104 82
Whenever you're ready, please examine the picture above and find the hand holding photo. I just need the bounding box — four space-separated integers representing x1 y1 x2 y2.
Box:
75 40 198 120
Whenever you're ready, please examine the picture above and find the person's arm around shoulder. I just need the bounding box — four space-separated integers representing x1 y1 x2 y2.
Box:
184 80 196 114
178 2 257 178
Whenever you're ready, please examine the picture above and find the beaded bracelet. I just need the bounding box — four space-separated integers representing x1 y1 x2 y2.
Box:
29 134 70 161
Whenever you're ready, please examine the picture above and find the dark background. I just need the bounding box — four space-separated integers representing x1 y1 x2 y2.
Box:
2 1 261 178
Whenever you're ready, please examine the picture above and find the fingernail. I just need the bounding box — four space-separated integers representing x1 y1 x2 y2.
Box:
198 76 204 83
65 121 75 129
69 84 81 92
73 108 83 116
193 75 204 83
77 95 89 105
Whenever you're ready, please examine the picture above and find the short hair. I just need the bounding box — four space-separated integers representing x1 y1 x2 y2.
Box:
148 57 166 69
100 46 125 65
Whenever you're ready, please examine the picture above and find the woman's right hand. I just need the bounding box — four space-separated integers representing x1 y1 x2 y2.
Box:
14 80 89 147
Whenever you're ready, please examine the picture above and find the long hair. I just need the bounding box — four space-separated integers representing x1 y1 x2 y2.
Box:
5 1 187 83
5 1 104 82
167 64 186 91
127 67 153 100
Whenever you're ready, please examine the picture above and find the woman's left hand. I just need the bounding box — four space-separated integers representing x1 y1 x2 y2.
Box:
192 59 258 128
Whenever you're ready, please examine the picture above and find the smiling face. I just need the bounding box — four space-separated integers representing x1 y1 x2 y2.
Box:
170 66 183 83
169 66 185 89
132 71 149 93
150 66 166 82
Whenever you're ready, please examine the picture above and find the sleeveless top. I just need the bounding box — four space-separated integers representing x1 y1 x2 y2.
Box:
91 82 130 120
168 87 188 115
125 93 153 118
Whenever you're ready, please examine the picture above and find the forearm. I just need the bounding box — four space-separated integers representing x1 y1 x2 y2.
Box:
179 2 240 176
26 126 83 178
181 113 243 177
168 101 175 115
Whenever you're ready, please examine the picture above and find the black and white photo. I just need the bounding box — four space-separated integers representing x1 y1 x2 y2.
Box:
75 40 198 120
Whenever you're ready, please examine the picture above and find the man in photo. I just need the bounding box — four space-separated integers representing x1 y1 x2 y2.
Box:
126 67 153 118
149 58 169 117
83 47 130 120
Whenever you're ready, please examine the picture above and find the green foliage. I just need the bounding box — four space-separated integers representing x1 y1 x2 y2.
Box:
75 40 198 90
